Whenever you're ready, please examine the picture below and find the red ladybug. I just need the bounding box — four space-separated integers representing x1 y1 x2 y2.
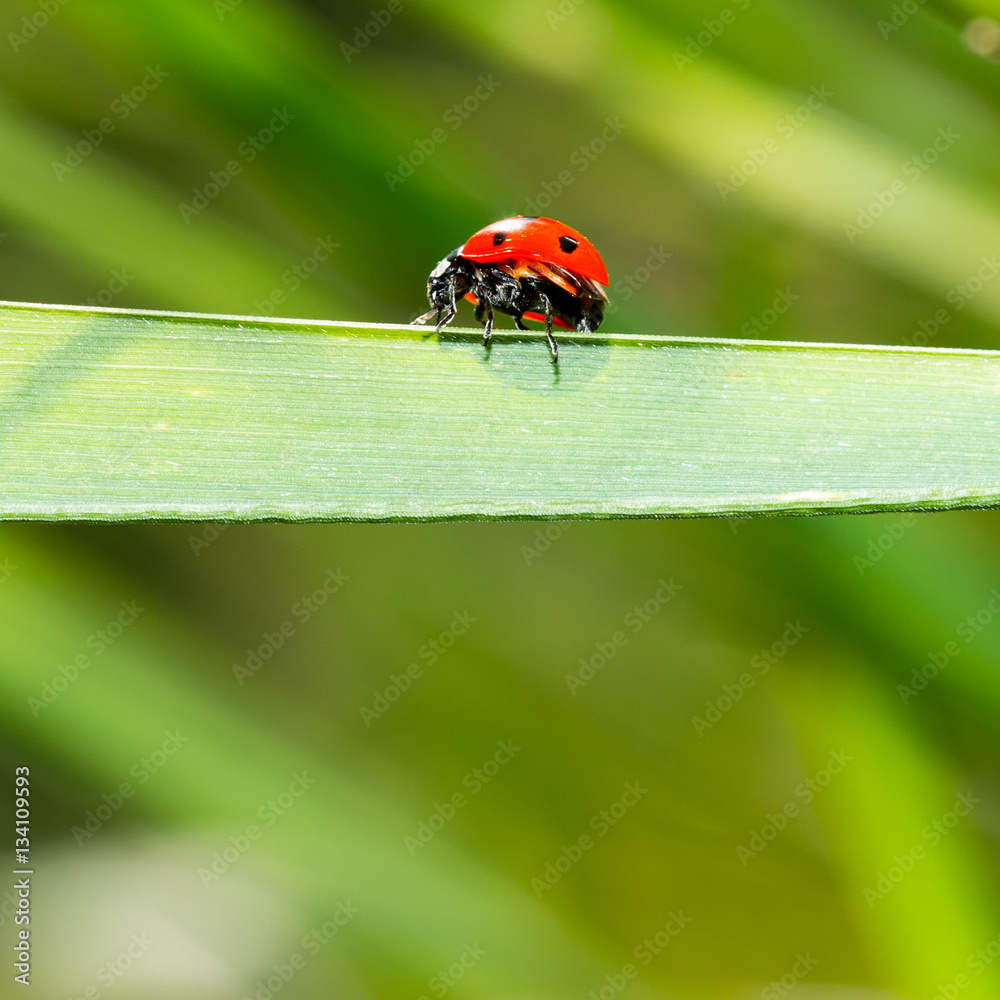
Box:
413 216 610 362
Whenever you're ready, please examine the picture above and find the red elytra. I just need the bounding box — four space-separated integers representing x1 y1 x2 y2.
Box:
459 216 610 287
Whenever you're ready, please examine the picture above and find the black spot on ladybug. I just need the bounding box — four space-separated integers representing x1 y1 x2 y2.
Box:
493 232 506 246
559 236 579 254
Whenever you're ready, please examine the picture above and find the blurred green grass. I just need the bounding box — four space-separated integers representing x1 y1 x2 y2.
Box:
2 1 1000 997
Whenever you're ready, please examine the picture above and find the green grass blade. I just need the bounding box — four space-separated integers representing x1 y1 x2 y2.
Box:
1 299 999 521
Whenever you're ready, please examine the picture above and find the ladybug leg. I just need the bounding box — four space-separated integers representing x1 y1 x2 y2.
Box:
436 305 453 330
436 275 459 330
467 267 496 348
538 292 559 364
514 315 528 331
482 299 495 348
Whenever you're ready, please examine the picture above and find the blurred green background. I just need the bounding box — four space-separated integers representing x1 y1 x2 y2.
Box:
1 1 1000 998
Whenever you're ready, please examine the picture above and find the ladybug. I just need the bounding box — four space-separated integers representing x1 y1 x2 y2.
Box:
413 216 610 362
